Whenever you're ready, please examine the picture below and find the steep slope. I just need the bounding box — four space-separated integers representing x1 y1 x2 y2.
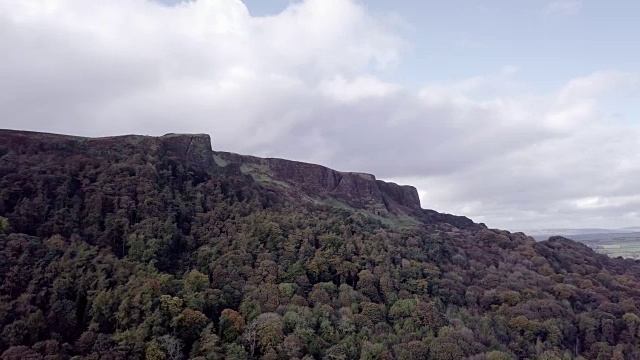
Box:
1 129 640 360
0 129 479 230
213 151 420 214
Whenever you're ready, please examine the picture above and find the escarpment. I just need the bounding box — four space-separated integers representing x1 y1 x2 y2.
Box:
5 128 639 360
0 130 214 170
213 151 422 215
0 129 479 229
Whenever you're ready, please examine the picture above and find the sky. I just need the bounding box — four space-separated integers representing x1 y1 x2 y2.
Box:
1 0 639 231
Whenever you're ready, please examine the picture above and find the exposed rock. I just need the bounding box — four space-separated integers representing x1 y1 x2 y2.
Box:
376 180 421 212
0 129 481 229
160 133 214 169
421 209 484 230
0 130 214 170
213 151 422 215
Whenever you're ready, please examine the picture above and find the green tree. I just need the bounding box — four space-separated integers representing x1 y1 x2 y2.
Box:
0 217 9 233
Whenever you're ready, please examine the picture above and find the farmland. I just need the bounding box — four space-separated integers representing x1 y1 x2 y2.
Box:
566 232 640 259
528 229 640 259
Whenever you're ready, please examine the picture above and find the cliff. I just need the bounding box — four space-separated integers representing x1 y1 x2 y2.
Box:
0 130 214 170
213 151 421 215
0 129 480 229
3 132 637 360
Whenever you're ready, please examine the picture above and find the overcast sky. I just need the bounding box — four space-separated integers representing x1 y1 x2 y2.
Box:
1 0 639 231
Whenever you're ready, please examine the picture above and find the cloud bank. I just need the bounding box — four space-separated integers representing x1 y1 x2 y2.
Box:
0 0 638 230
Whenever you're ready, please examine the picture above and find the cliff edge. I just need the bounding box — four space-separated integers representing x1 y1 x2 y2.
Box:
0 129 480 229
213 151 421 216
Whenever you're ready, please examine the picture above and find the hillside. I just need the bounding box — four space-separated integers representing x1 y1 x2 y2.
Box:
1 130 640 359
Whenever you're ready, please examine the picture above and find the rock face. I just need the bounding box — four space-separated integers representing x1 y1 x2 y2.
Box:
213 152 421 214
0 130 480 229
0 130 215 170
160 133 214 169
376 179 422 211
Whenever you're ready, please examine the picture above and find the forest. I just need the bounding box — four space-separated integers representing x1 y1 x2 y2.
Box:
2 131 640 360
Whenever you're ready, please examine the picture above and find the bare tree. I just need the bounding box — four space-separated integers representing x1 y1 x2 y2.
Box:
241 312 283 357
242 318 259 357
158 335 184 360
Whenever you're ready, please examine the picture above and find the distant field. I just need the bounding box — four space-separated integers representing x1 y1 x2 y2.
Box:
564 232 640 259
529 232 640 259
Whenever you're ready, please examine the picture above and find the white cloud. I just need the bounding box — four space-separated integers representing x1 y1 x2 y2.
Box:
0 0 638 231
545 0 583 16
556 70 636 104
318 76 400 103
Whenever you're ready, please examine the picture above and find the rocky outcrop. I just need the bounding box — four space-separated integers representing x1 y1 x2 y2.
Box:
376 180 422 212
214 151 421 214
0 130 215 170
421 209 483 230
0 130 481 229
160 133 214 169
212 152 484 229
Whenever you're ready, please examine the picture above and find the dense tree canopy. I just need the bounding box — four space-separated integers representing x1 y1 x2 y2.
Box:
2 133 640 359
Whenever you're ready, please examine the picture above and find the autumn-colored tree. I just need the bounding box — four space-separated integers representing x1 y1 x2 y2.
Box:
219 309 245 342
4 131 640 359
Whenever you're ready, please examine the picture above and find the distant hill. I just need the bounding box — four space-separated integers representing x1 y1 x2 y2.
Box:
526 228 638 240
527 228 640 260
565 233 640 260
2 129 640 359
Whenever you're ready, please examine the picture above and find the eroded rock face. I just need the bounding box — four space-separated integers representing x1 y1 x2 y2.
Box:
0 130 215 169
421 209 483 230
160 133 213 169
210 151 482 229
376 180 421 211
0 130 482 229
214 152 421 214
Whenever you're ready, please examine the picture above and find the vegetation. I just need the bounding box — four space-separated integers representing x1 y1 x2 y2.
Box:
2 133 640 359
